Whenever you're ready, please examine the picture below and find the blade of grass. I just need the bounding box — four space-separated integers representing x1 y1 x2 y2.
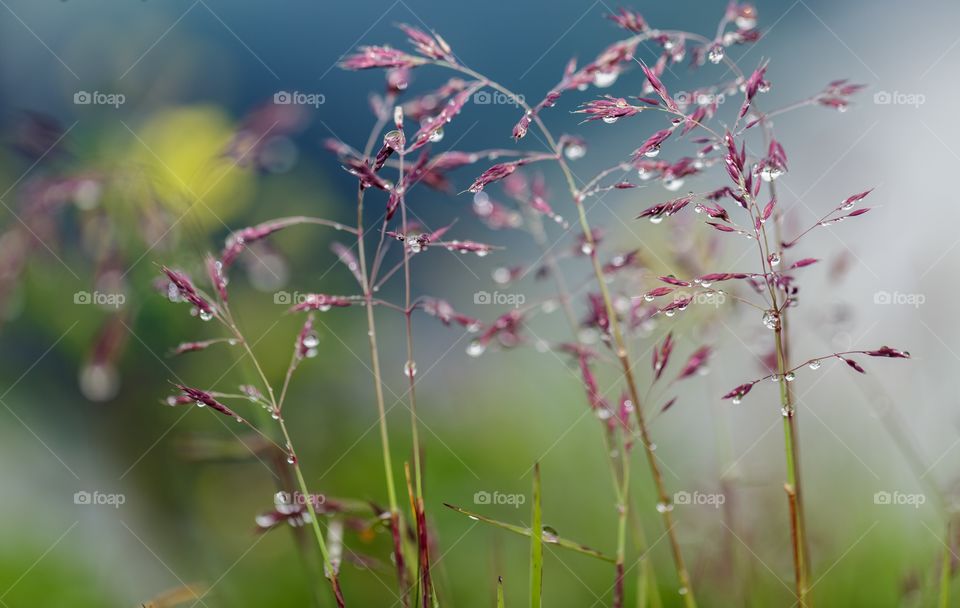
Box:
497 576 505 608
443 503 615 563
530 462 543 608
939 522 952 608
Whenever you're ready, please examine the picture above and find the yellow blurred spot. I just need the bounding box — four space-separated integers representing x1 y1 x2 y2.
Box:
128 106 254 226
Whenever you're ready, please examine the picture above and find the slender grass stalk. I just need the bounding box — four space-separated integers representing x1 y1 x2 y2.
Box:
430 60 697 607
520 198 660 606
397 136 432 606
353 108 411 599
497 576 505 608
614 432 631 608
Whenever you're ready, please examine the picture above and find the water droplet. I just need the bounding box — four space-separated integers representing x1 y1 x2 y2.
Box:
732 396 742 405
199 309 214 321
541 300 558 314
302 333 320 349
602 116 619 124
663 177 684 191
808 359 821 370
593 69 619 88
785 372 796 382
428 128 444 143
656 501 674 513
596 408 613 420
643 293 655 302
781 406 793 417
694 203 705 214
564 144 586 160
664 309 676 317
770 374 780 382
707 45 725 64
649 214 664 224
404 360 417 378
768 253 781 267
580 242 594 255
644 145 661 158
406 235 423 253
679 586 689 596
287 454 296 464
700 280 713 288
78 363 120 402
195 400 206 408
466 341 486 357
762 309 780 330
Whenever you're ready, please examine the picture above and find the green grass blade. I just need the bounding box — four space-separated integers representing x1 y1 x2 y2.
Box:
442 503 615 563
530 462 543 608
497 576 505 608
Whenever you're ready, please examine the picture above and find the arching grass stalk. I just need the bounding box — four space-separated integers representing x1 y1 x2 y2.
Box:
221 304 345 606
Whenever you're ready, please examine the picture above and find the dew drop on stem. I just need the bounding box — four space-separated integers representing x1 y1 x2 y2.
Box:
707 45 725 64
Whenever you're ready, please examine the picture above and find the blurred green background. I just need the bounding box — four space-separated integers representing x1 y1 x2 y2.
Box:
0 0 956 606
